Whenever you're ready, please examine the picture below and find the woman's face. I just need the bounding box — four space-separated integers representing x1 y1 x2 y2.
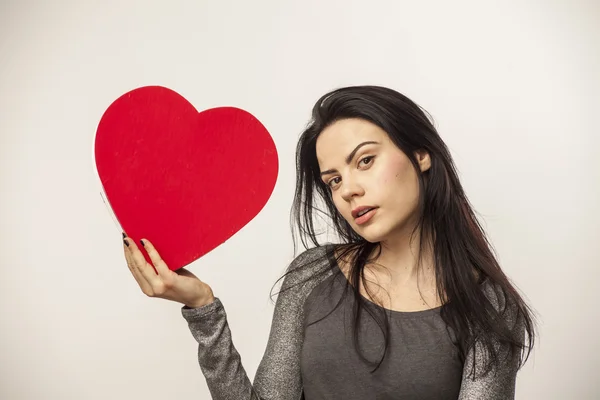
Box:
316 118 430 243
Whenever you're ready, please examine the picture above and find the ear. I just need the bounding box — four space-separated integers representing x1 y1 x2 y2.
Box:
415 150 431 172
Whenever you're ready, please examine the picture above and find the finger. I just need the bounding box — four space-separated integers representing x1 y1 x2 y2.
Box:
126 237 161 287
123 234 137 273
123 236 153 293
139 238 171 277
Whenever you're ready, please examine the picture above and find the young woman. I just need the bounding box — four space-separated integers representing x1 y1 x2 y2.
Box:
123 85 536 399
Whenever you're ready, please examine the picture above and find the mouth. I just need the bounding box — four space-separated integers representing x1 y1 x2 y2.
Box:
351 206 377 219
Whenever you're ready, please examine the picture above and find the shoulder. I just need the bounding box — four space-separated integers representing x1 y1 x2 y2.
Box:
479 278 518 316
279 244 336 297
480 278 506 309
288 245 332 269
478 278 526 338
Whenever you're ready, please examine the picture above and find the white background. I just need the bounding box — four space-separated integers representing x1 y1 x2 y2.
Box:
1 1 599 399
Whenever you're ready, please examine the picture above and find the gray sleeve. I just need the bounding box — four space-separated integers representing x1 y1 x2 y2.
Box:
182 297 263 399
181 247 328 400
457 283 526 400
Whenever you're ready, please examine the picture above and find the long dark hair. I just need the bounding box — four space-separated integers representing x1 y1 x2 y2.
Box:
272 85 536 378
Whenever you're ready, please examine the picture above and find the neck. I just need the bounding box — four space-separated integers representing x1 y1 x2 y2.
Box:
374 227 435 284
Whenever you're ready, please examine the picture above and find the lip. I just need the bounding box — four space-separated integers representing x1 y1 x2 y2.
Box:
354 207 377 225
351 205 377 219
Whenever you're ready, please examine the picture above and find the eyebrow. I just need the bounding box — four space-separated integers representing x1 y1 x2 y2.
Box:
320 141 380 177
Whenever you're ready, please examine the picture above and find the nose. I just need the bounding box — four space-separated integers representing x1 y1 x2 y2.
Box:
340 176 365 202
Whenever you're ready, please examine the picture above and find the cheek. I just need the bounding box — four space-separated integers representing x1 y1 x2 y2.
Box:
380 155 413 186
379 157 420 202
332 195 349 218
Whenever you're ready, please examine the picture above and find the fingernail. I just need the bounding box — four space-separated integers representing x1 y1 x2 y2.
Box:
140 239 145 247
123 239 129 247
122 232 127 239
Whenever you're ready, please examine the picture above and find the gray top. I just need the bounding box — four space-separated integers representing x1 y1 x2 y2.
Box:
181 245 522 399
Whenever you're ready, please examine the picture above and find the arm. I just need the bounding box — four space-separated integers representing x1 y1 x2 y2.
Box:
181 248 327 399
458 284 527 400
182 298 262 399
457 329 523 399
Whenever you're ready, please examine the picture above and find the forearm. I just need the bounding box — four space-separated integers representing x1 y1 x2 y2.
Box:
182 298 259 400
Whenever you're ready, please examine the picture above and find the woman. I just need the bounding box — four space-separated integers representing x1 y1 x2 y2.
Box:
123 85 536 399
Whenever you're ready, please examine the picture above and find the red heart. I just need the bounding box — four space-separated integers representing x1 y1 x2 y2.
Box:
94 86 278 270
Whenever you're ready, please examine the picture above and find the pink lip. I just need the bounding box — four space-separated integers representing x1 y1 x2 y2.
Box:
351 205 377 219
353 207 377 225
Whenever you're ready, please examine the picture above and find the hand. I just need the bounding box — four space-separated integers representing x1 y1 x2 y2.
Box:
123 234 214 308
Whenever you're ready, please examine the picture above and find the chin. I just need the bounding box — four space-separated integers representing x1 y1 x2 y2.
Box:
353 224 390 243
353 217 412 244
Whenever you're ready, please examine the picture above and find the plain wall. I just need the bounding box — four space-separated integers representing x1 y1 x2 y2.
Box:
1 0 599 398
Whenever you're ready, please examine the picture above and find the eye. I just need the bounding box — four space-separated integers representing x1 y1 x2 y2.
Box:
327 177 341 188
358 156 375 167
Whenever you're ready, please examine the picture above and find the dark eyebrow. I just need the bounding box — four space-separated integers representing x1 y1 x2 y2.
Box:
320 141 380 177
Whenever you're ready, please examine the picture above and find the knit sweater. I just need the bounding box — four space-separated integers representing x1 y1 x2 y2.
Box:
181 245 523 399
